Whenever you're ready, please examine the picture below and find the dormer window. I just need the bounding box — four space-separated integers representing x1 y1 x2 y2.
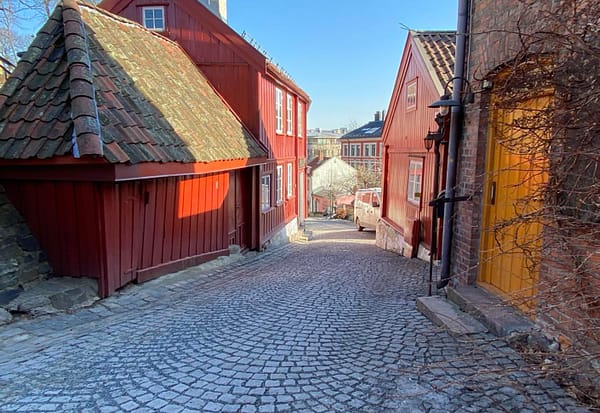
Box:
143 7 165 31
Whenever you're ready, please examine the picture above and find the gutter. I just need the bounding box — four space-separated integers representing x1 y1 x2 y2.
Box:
437 0 470 289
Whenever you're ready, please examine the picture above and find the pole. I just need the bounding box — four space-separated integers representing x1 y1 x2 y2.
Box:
438 0 469 289
428 142 441 295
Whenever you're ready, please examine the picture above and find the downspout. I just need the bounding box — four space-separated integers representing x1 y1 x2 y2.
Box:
437 0 470 289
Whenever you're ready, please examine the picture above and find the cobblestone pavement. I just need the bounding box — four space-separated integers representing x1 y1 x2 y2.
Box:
0 218 587 412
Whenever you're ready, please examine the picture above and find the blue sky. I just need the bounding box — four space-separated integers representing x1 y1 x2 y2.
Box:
228 0 458 130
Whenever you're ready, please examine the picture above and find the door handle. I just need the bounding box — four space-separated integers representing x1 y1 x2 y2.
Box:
490 181 496 205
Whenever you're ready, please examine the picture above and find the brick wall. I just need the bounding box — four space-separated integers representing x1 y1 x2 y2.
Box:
451 0 552 285
454 0 600 358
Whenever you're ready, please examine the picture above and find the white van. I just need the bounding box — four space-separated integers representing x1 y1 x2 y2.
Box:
354 188 381 231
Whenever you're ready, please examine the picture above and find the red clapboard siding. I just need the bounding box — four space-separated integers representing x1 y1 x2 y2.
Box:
3 180 104 282
2 171 249 297
382 39 450 252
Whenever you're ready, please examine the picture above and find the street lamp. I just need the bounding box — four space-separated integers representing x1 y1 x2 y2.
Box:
424 112 448 296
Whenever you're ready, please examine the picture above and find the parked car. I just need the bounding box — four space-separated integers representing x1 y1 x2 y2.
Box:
354 188 381 231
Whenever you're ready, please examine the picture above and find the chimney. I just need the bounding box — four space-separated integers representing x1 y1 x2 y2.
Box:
381 110 386 121
374 111 380 122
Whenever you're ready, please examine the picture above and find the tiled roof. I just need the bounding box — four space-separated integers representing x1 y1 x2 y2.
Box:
0 0 266 164
341 120 383 140
412 31 456 95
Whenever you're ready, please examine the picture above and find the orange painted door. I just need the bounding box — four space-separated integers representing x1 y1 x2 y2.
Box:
479 95 550 308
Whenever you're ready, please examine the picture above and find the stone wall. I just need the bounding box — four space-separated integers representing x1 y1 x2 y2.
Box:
0 185 51 302
375 220 404 256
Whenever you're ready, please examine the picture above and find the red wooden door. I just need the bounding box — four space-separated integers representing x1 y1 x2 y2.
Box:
228 170 250 249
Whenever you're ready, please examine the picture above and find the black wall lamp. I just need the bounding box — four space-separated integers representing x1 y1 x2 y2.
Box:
424 113 447 151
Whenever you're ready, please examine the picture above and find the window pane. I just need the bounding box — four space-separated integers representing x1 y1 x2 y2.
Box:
407 160 423 203
287 163 293 197
261 175 271 211
275 89 283 133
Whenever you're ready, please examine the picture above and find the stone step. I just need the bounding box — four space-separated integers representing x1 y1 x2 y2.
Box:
416 295 488 335
447 286 533 337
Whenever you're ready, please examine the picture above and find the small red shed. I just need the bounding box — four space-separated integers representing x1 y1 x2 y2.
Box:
0 1 267 297
100 0 311 247
378 31 455 259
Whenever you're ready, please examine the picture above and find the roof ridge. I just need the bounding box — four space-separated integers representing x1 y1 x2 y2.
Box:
412 30 457 35
62 0 103 157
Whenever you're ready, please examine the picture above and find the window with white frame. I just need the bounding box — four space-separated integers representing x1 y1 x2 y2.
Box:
261 175 271 211
142 7 165 31
350 144 360 157
406 79 417 110
276 165 283 204
287 163 293 198
297 102 303 137
275 88 283 133
407 159 423 204
343 144 348 157
370 143 377 157
286 95 293 135
364 143 376 157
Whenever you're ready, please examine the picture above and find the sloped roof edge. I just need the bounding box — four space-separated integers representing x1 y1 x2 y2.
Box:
411 30 456 96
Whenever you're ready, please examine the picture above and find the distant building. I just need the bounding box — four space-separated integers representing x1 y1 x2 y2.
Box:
307 128 347 161
340 112 384 171
307 157 356 215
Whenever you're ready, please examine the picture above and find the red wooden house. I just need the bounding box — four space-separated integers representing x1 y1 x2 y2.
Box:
378 31 455 259
340 112 384 172
0 1 268 297
100 0 311 246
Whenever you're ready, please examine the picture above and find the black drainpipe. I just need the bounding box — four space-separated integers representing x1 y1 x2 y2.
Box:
437 0 470 289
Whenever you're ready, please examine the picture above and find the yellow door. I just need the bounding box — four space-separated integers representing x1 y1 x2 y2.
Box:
479 95 550 311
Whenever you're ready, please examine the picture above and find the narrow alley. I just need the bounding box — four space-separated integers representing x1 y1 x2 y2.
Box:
0 219 587 412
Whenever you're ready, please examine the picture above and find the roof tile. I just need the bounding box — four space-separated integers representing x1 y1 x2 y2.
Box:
0 1 266 165
412 31 456 93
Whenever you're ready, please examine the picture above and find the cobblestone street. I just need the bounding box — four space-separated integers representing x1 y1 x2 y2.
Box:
0 218 587 412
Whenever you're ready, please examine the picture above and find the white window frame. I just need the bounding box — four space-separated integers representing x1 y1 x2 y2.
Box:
406 79 417 111
287 163 293 198
275 88 283 134
297 102 303 137
276 165 283 204
142 6 165 31
261 175 271 211
286 94 293 136
343 144 348 157
364 143 371 157
350 144 360 157
407 159 423 204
